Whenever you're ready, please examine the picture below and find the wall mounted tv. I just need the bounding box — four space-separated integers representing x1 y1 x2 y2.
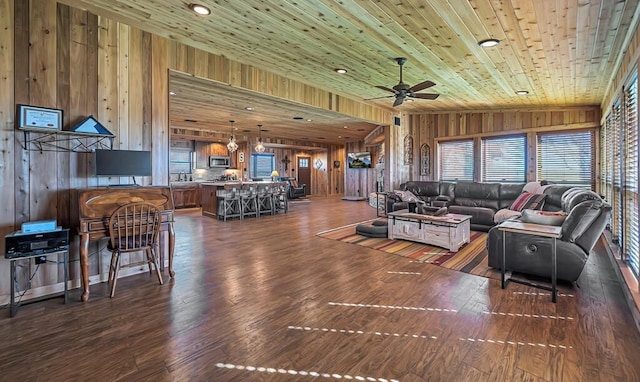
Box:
347 152 372 168
95 149 152 177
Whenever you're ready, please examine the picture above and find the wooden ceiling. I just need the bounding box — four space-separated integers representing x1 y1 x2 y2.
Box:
168 71 378 145
59 0 640 143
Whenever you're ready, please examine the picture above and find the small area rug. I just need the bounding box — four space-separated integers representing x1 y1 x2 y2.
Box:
316 220 499 279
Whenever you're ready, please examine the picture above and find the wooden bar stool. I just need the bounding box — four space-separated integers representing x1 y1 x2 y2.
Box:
240 184 258 219
216 187 241 221
257 184 274 216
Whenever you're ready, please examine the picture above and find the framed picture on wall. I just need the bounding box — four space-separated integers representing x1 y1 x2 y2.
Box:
16 104 63 131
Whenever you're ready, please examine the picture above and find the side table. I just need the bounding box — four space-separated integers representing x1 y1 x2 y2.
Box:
374 191 390 217
497 221 561 303
5 228 70 317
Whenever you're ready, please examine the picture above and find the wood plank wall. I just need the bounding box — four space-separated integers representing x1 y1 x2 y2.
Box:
387 107 601 190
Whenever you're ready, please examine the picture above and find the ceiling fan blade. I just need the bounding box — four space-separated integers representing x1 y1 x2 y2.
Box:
393 97 405 107
375 85 399 94
408 80 436 93
411 93 440 100
364 95 395 100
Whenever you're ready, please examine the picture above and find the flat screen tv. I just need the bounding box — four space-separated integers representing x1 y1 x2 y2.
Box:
347 152 372 168
95 149 152 177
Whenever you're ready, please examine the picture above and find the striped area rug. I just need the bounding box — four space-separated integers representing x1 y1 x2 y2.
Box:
316 220 500 279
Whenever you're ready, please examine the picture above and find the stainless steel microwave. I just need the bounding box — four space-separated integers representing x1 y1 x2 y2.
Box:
209 156 230 168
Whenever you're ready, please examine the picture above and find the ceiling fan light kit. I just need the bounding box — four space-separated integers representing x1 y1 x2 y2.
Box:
373 57 440 107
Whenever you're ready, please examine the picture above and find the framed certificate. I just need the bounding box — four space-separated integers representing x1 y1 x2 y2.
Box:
17 104 63 131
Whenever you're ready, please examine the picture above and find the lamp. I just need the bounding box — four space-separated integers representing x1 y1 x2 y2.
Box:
226 120 238 153
255 124 266 153
271 170 279 181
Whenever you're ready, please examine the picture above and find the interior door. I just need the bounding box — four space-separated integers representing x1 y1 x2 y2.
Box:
297 156 311 195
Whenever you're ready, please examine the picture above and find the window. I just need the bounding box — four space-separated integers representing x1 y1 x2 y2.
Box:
481 135 526 183
536 131 594 188
439 140 473 181
623 74 639 275
613 101 623 245
251 153 275 178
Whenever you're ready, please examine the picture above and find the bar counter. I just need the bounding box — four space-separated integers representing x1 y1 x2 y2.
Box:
200 181 283 218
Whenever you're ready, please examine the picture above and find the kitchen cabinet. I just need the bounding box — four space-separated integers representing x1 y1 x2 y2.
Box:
195 142 229 169
171 183 201 209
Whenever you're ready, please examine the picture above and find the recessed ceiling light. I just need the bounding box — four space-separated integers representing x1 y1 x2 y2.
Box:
245 107 255 111
335 68 348 74
343 126 348 129
189 4 211 15
306 119 312 122
516 90 529 95
478 39 500 48
169 91 176 96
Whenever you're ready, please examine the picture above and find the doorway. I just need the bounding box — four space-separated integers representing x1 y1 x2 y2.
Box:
297 156 311 195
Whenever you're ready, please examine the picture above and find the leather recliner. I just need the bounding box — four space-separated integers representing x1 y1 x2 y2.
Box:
486 188 611 282
283 177 306 199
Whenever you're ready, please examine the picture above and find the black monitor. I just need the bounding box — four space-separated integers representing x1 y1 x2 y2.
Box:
95 149 152 177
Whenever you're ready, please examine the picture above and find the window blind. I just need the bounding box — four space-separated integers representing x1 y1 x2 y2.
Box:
536 131 594 188
613 102 623 245
624 75 639 275
481 135 526 182
439 140 474 181
251 153 275 178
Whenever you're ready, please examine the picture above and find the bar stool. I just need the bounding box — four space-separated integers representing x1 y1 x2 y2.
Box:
272 182 288 213
257 184 274 216
216 187 241 221
240 184 258 219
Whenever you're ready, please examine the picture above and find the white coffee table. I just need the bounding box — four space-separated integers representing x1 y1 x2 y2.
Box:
387 210 472 251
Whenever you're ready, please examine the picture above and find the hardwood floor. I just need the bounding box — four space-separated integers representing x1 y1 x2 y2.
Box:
1 196 640 381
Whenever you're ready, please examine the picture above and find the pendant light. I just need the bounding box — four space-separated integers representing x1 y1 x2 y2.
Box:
255 124 266 153
226 120 238 153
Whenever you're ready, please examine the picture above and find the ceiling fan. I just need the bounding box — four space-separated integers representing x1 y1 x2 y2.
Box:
371 57 439 107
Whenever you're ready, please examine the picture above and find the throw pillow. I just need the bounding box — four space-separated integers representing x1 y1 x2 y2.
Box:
521 209 567 226
510 192 546 212
393 189 420 202
494 208 522 224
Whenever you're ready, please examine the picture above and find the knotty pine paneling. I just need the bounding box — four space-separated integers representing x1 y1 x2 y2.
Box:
602 6 640 117
0 0 15 298
166 40 391 126
344 141 375 198
392 107 602 183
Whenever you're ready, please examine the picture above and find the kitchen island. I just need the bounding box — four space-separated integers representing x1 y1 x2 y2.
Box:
201 181 285 218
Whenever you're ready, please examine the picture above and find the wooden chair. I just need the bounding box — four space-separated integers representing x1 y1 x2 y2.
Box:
107 202 163 297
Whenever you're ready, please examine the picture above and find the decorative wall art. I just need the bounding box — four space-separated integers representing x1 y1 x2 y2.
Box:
420 143 431 175
404 135 414 165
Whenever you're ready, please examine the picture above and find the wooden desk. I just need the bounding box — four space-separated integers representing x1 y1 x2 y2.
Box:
71 186 175 301
498 221 561 303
